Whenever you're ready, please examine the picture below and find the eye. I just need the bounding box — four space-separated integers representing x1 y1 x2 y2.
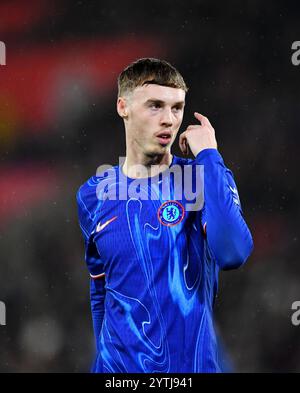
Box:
172 106 182 113
150 103 161 109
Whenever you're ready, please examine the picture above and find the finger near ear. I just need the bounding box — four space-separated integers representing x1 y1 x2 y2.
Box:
184 140 189 155
195 112 213 128
179 141 185 154
179 131 186 143
179 134 187 154
179 136 185 151
194 112 203 124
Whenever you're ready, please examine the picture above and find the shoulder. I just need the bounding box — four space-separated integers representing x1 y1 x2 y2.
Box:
77 175 100 211
76 166 117 234
77 166 117 206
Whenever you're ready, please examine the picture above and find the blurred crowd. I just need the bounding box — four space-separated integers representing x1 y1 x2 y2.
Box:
0 0 299 372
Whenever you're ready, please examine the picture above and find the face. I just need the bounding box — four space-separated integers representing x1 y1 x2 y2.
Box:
118 84 185 157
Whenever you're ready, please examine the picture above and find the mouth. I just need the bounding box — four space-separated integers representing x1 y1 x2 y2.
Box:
155 131 172 146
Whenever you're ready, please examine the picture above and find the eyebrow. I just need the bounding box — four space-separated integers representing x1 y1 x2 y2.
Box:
145 99 185 107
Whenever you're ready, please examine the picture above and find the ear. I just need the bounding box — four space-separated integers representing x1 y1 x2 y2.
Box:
117 97 128 119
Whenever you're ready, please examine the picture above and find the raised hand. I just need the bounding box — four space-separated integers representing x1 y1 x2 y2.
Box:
179 112 218 157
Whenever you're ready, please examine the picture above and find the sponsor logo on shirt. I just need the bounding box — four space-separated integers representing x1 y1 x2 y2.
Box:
157 200 185 226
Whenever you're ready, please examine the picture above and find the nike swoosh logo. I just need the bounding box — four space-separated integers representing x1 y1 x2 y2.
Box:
229 185 238 195
229 186 240 206
96 216 118 233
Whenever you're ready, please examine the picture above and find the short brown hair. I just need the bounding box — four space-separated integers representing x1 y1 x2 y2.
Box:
117 58 188 97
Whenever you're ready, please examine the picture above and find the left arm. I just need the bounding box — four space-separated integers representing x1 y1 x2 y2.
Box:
179 112 254 270
196 148 253 270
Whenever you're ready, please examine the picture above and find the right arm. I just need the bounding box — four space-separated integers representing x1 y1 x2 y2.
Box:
77 182 106 351
90 277 106 352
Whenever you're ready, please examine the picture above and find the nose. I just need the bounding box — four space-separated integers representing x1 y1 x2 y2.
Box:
160 107 173 127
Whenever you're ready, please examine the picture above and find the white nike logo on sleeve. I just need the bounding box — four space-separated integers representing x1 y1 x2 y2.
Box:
95 216 118 233
229 186 240 206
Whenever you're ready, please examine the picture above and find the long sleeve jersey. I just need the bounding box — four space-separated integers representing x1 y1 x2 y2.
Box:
77 148 253 373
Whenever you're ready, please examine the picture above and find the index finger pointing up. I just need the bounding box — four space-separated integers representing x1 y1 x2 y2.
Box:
194 112 212 127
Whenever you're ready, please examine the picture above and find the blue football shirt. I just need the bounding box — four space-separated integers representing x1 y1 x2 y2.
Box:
77 149 253 373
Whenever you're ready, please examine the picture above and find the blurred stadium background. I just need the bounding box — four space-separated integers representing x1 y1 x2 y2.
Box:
0 0 299 372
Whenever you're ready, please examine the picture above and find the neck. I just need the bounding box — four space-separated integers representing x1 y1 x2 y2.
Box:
122 148 173 179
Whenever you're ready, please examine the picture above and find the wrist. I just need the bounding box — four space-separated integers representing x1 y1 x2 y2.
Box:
195 148 221 163
194 147 218 159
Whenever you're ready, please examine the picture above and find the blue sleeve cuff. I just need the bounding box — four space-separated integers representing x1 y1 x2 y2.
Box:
195 148 223 164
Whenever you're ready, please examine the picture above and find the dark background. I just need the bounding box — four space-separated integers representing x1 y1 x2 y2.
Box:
0 0 299 372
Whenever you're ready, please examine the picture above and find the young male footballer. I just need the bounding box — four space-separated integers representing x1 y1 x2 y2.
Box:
77 58 253 373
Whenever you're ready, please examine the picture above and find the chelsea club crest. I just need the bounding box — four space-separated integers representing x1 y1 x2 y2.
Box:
157 200 185 227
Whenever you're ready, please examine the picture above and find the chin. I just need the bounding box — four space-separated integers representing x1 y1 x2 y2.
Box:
148 147 168 156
